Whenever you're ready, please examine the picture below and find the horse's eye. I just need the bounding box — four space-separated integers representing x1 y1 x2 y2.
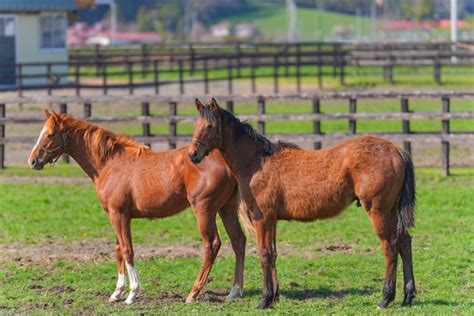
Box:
206 125 212 129
48 133 55 138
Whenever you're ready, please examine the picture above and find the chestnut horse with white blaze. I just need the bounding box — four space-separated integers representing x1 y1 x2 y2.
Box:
188 99 416 309
28 110 246 304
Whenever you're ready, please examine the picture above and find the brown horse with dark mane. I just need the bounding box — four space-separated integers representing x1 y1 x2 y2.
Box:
188 98 416 309
28 110 246 305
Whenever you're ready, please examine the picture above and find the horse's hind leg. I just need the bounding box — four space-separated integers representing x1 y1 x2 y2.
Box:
399 231 416 306
218 189 246 301
109 239 126 302
186 204 221 303
367 205 399 309
255 217 279 309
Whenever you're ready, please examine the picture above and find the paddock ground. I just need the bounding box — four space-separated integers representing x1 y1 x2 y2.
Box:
0 167 472 314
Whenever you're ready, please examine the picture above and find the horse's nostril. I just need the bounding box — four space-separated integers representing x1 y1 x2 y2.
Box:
192 151 197 158
30 158 36 166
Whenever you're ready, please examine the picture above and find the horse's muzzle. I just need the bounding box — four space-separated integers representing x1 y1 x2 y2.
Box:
188 150 203 164
29 157 44 170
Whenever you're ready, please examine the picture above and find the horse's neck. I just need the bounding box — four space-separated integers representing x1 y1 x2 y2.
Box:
65 131 102 181
220 122 262 181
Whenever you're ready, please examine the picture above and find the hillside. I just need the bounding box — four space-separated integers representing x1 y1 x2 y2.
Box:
210 2 371 41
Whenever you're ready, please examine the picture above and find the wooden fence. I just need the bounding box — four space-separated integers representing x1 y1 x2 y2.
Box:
1 41 474 96
0 91 473 176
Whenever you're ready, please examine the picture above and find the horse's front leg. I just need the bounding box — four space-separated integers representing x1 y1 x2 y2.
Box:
109 240 126 302
109 209 140 305
185 204 221 303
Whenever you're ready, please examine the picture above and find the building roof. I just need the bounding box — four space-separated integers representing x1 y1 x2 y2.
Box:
0 0 79 12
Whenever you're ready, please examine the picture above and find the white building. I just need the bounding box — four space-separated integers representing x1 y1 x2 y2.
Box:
0 1 79 87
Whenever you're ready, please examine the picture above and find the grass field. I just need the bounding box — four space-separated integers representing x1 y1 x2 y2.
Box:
0 168 473 314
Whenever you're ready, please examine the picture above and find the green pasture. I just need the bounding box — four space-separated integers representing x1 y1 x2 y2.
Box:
74 63 474 90
0 168 473 313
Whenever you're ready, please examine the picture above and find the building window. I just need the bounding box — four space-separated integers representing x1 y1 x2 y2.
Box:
0 17 15 36
40 13 67 49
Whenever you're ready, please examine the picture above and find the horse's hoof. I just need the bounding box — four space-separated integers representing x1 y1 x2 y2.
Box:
185 297 196 304
225 285 243 301
401 293 415 307
256 298 274 309
109 296 120 303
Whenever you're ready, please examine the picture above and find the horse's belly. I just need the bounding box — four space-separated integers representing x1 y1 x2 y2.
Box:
278 198 350 221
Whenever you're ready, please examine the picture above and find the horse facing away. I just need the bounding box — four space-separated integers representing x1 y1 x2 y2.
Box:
188 98 416 309
28 110 246 305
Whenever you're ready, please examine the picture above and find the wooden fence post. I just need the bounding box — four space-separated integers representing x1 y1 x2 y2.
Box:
94 44 101 76
141 43 147 78
59 103 69 163
142 102 151 148
296 43 301 93
257 97 265 135
312 97 321 150
441 97 450 176
169 101 177 149
102 62 108 95
434 52 442 86
401 97 412 156
178 60 184 95
226 100 234 114
84 103 91 118
0 103 5 169
75 63 80 96
128 61 133 95
339 47 345 86
203 58 209 94
236 43 242 78
153 60 159 94
317 43 323 89
18 64 23 97
251 53 256 93
227 58 233 95
349 98 357 134
47 63 52 96
273 55 279 94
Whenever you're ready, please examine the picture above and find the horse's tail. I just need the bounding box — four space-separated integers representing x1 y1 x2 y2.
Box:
397 149 416 233
237 192 256 236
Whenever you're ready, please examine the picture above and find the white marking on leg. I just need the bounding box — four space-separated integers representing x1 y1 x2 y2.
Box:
226 284 243 301
125 262 140 305
109 273 126 302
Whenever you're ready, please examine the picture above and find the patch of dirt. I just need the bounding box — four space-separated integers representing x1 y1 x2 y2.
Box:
318 243 353 254
0 176 89 184
0 239 359 265
50 285 76 294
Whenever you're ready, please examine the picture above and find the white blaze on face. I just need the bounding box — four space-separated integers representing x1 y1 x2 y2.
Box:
31 125 48 163
125 262 140 305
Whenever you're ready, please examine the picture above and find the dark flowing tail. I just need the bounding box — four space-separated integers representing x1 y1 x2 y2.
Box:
397 149 416 233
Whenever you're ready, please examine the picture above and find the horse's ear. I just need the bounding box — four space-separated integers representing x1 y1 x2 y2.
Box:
210 98 220 114
50 110 61 122
195 98 204 113
44 109 51 118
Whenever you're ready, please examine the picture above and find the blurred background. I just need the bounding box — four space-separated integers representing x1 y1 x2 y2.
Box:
71 0 474 45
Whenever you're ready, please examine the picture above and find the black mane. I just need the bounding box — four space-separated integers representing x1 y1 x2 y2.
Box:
213 107 300 156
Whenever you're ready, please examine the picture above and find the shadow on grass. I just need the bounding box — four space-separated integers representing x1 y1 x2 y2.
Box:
282 286 375 301
415 299 466 307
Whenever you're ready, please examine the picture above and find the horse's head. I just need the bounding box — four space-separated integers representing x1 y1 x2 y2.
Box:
28 110 67 170
188 98 222 164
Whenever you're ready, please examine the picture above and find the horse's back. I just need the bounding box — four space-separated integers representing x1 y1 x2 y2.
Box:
254 135 405 221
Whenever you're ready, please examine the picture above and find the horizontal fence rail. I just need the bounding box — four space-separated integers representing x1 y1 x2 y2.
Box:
0 92 473 176
1 41 473 96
